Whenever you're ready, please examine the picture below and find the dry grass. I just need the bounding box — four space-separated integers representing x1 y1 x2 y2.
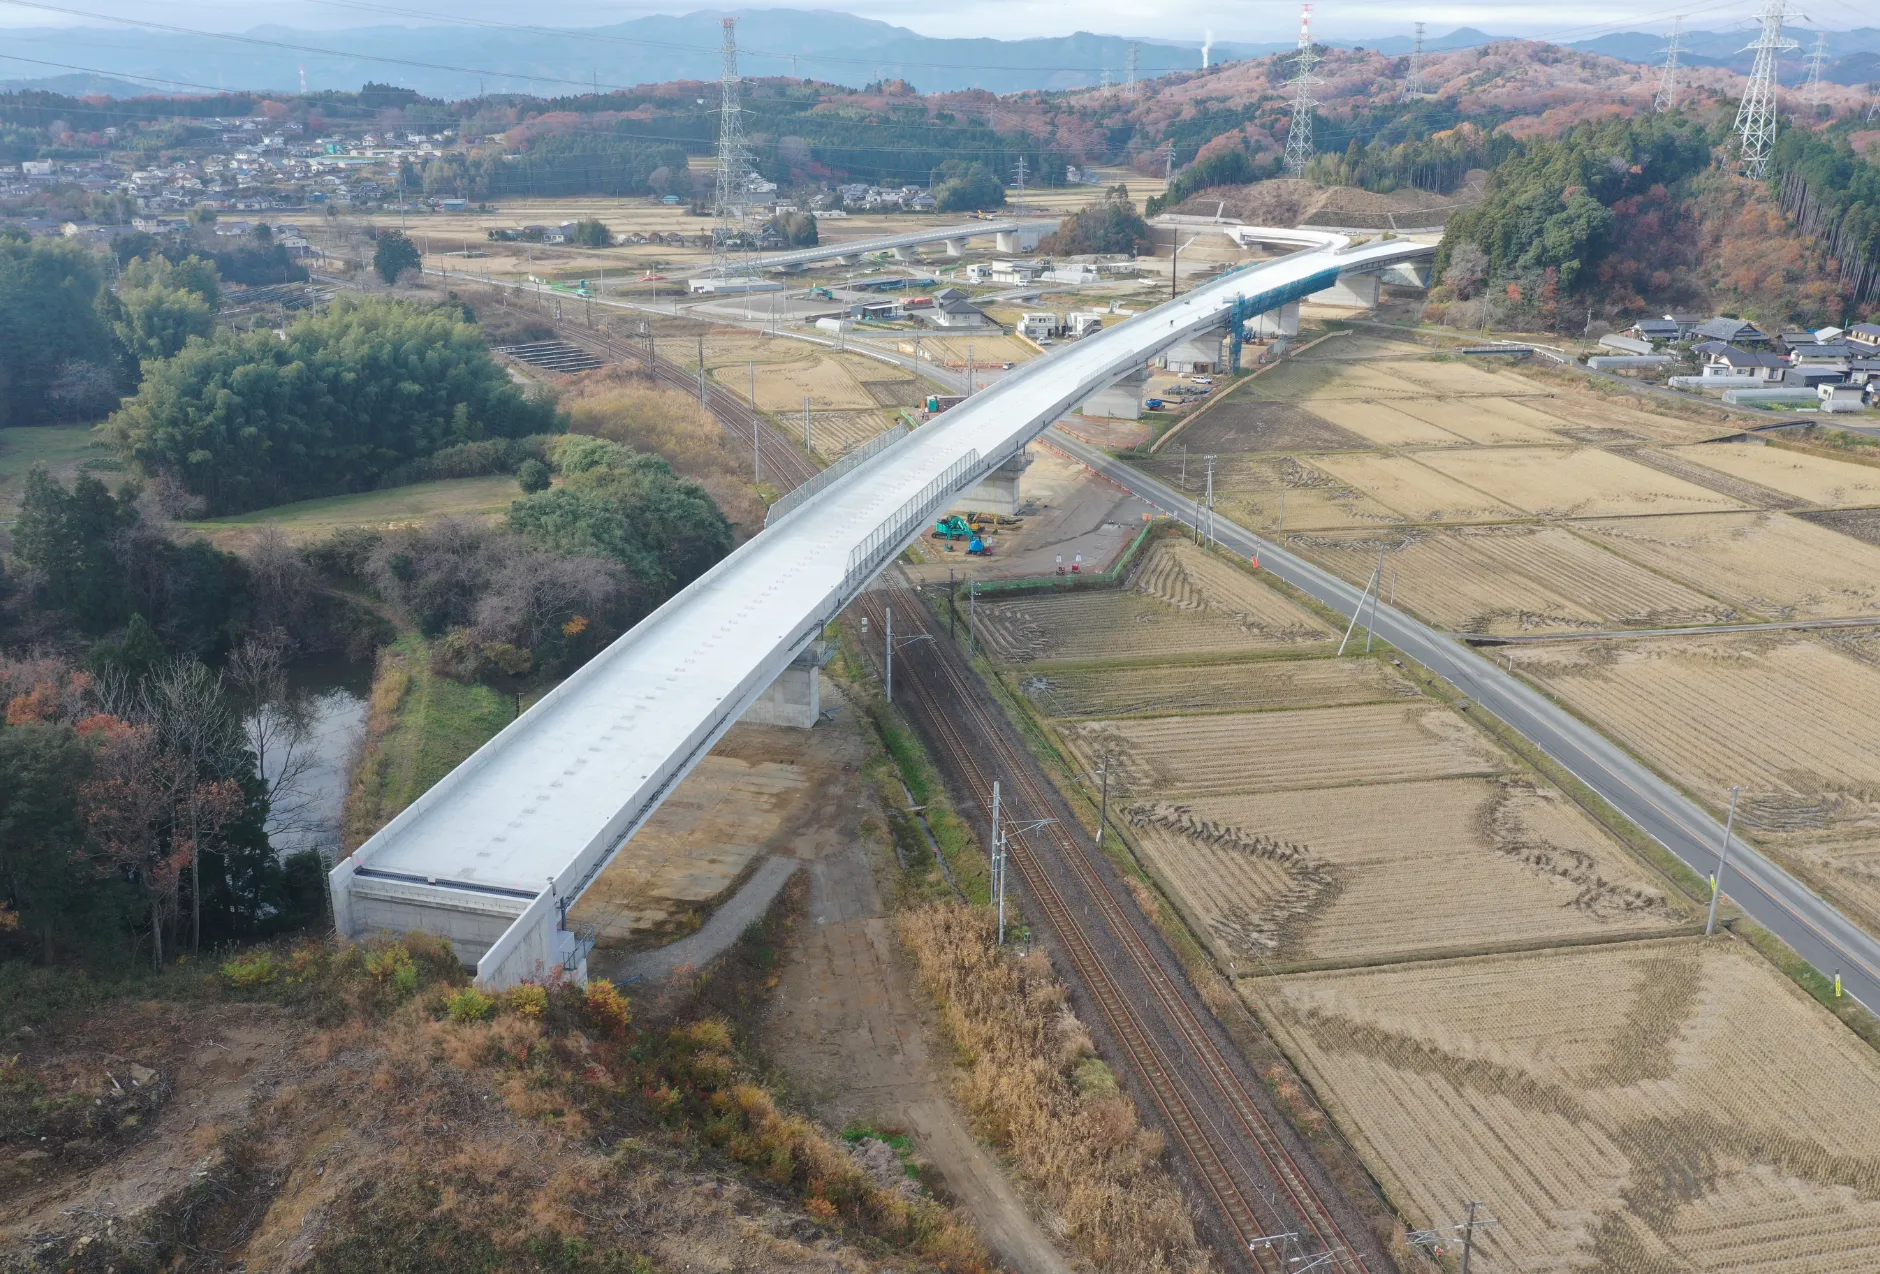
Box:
1056 701 1509 798
1392 361 1545 396
1016 657 1418 718
741 352 880 411
565 372 766 535
1520 394 1737 445
1289 524 1737 636
1507 633 1880 841
1409 447 1748 518
1570 511 1880 621
774 407 901 460
1127 776 1684 967
1387 397 1569 445
1136 454 1401 532
1301 400 1470 447
1258 938 1880 1274
1671 442 1880 508
974 538 1333 664
898 902 1215 1274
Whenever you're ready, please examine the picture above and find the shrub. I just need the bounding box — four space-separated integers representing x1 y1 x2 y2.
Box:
446 985 496 1023
221 951 280 987
517 458 551 493
508 982 548 1017
583 978 631 1038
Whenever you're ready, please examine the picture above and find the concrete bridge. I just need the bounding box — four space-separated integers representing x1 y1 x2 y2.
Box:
330 234 1437 988
740 219 1046 273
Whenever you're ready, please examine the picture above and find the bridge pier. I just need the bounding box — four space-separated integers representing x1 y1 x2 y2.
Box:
1310 270 1380 308
838 252 862 266
952 449 1032 516
1249 300 1300 338
943 238 967 257
740 642 828 729
1079 366 1150 420
893 246 920 261
995 227 1046 253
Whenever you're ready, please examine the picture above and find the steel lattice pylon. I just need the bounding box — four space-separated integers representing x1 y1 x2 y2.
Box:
1734 0 1797 179
712 16 755 277
1283 4 1322 177
1802 31 1828 114
1652 17 1684 114
1401 21 1425 102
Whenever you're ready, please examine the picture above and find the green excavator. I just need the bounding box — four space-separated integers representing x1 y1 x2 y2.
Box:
931 515 992 554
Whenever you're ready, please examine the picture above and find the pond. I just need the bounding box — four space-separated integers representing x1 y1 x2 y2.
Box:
249 654 374 864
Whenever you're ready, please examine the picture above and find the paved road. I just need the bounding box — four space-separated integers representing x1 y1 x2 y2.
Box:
1049 428 1880 1013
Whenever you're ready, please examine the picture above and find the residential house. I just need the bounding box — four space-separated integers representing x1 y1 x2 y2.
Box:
1017 312 1060 340
1599 333 1655 356
933 287 969 304
1691 341 1787 383
1788 342 1854 375
1778 328 1817 349
988 260 1042 285
1627 318 1681 344
1067 312 1105 337
1694 317 1769 346
1847 323 1880 352
1665 312 1704 340
932 298 988 329
1847 358 1880 386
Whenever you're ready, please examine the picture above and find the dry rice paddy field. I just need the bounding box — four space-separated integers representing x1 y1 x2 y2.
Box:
973 537 1333 664
774 408 900 459
1669 441 1880 507
1288 524 1739 635
1017 655 1416 718
1410 446 1749 518
1259 938 1880 1274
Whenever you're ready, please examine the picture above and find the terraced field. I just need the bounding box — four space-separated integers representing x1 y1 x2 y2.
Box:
1017 657 1417 718
1290 524 1738 635
1128 776 1683 967
973 537 1333 664
1260 939 1880 1274
1300 400 1468 448
1571 512 1880 620
1056 701 1507 797
1389 397 1568 446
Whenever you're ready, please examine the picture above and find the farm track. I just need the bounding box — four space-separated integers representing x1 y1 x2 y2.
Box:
571 317 1396 1272
855 580 1394 1274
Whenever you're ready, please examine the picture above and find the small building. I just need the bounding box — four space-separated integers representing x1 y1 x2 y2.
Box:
1599 333 1655 356
1665 311 1705 340
1847 358 1880 386
1820 383 1867 414
1017 312 1060 340
988 260 1042 285
1789 342 1854 374
1627 318 1681 344
963 263 993 284
1847 323 1880 352
1043 263 1100 285
1067 312 1104 337
933 287 969 304
1694 317 1769 346
1815 326 1846 344
1692 341 1787 383
1778 328 1817 349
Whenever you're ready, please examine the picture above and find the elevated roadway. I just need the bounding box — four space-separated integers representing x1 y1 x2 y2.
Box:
1047 428 1880 1014
740 218 1034 272
332 234 1435 986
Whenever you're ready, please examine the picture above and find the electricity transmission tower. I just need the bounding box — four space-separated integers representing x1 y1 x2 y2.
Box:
1125 43 1140 99
1012 154 1028 201
1283 4 1322 177
1734 0 1797 179
1402 21 1426 102
1653 17 1685 114
1802 31 1828 115
1868 82 1880 122
712 17 755 278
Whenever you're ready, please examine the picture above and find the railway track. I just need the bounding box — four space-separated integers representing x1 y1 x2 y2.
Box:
854 584 1393 1274
559 313 1395 1274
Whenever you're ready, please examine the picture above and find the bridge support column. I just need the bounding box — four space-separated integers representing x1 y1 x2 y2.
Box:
944 238 967 257
838 253 862 266
995 227 1044 253
1309 270 1380 308
952 448 1032 516
1381 260 1430 289
1250 300 1300 338
742 641 829 729
1079 366 1150 421
893 246 919 261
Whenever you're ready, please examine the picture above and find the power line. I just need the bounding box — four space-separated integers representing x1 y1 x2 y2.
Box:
1734 0 1797 179
1652 16 1684 114
1283 3 1322 177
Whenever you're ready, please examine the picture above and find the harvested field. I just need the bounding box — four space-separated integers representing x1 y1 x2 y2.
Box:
1164 398 1369 453
1388 397 1568 445
1288 524 1738 635
1056 701 1508 798
1393 360 1543 396
1148 455 1402 531
919 334 1037 366
974 537 1333 664
1797 506 1880 547
1672 442 1880 507
1412 446 1749 517
1299 400 1468 447
1307 452 1522 522
1244 361 1416 402
1127 776 1683 966
1571 511 1880 620
1292 334 1432 360
1519 395 1728 445
1259 938 1880 1274
742 353 879 411
776 408 897 458
1506 633 1880 836
1617 447 1804 509
1017 656 1418 718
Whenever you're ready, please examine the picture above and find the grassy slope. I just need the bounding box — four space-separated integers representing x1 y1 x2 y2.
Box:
185 475 521 546
343 635 514 849
0 423 122 519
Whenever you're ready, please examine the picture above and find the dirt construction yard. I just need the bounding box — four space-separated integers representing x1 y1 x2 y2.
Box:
1259 937 1880 1274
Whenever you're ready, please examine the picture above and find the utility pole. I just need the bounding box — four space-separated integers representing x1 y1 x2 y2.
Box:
1735 1 1797 179
1402 20 1425 102
803 396 813 454
991 781 1006 943
1170 229 1179 299
1802 31 1828 116
1337 557 1382 656
966 342 976 394
1706 785 1742 937
1096 754 1111 847
1653 17 1685 114
1283 4 1322 176
968 580 978 657
1460 1202 1482 1274
1365 546 1385 652
1203 454 1216 547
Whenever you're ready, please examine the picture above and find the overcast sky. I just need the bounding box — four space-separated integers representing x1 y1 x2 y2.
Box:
0 0 1847 42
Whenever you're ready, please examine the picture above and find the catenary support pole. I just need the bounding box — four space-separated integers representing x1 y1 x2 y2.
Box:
885 606 893 703
1097 754 1110 847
